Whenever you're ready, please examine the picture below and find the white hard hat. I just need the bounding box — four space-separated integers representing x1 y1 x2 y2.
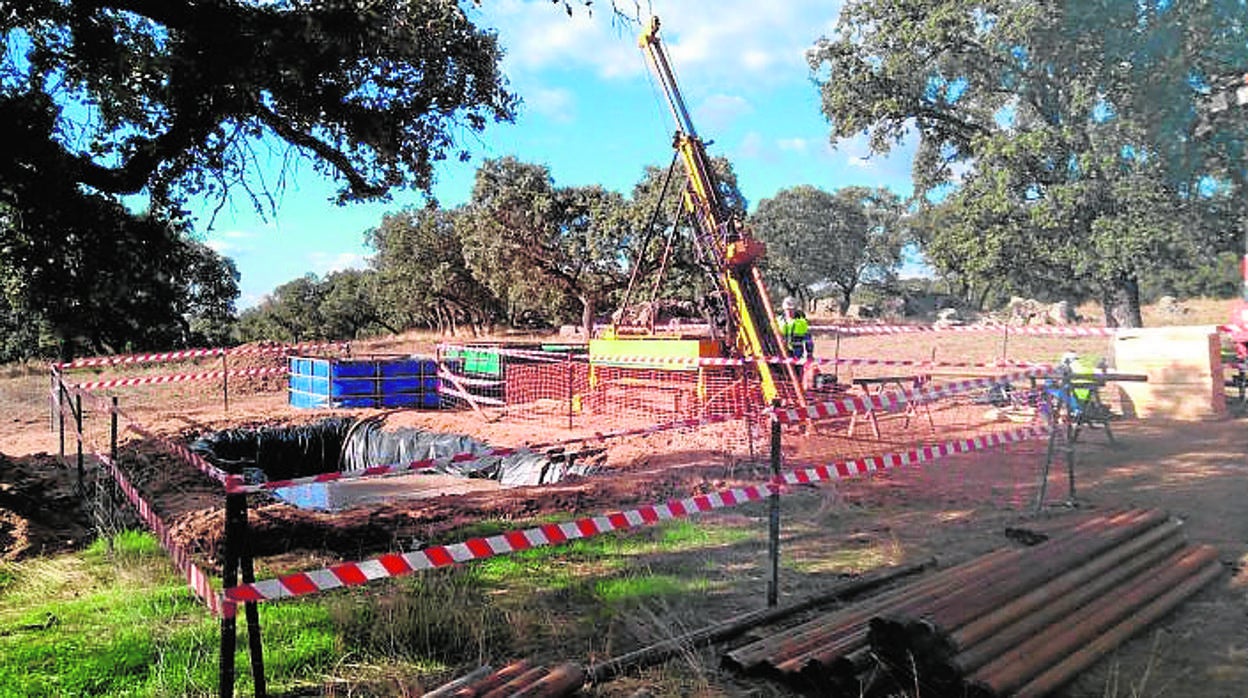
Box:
782 297 797 310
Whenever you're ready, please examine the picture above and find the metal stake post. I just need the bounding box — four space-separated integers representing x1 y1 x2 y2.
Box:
1063 374 1077 503
767 400 781 607
49 367 58 433
75 394 84 496
832 330 842 382
241 551 267 698
1035 382 1059 512
58 381 66 461
566 349 574 430
110 396 118 464
222 351 230 415
219 492 243 698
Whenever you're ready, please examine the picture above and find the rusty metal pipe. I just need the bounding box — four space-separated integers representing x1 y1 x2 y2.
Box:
424 665 492 697
453 660 532 697
589 557 932 682
855 510 1160 693
479 665 549 698
972 544 1219 695
725 551 1009 671
772 625 868 675
880 510 1151 635
951 526 1186 673
952 518 1184 649
919 509 1169 631
1014 558 1222 697
511 663 587 698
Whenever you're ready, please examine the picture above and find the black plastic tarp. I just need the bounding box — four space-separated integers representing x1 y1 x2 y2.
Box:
341 419 601 486
189 417 354 482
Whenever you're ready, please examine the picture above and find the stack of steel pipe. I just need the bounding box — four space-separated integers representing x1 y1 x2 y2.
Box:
722 548 1019 694
869 508 1220 697
722 509 1221 697
426 660 586 698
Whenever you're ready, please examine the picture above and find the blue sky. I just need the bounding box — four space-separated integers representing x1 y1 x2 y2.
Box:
196 0 918 308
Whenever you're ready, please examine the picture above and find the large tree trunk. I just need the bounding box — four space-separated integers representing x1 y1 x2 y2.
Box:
1099 278 1143 328
1122 276 1143 328
581 295 596 339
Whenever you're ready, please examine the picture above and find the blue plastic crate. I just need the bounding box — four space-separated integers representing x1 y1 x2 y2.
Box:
380 393 420 408
290 374 327 395
334 360 378 378
330 377 377 397
385 376 426 392
288 357 309 376
380 358 435 378
289 355 442 410
289 390 328 408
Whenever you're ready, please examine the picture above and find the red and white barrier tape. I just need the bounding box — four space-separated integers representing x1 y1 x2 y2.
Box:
72 366 287 391
771 368 1046 424
808 323 1118 337
225 447 529 494
225 483 775 603
782 424 1049 485
222 423 1045 604
53 341 349 371
435 369 503 388
821 356 1042 370
94 453 228 617
439 386 506 406
586 355 745 367
441 345 1043 372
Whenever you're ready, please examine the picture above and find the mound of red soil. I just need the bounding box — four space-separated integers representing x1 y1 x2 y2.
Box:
0 452 92 560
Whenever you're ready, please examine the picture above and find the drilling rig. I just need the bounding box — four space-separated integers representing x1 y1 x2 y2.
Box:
587 16 805 408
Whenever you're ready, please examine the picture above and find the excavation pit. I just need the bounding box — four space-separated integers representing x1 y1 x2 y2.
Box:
190 417 603 512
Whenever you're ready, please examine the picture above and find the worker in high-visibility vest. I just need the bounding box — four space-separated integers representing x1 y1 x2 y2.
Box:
1056 350 1101 415
779 297 813 359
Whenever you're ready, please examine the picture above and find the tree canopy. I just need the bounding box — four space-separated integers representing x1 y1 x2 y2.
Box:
1 0 521 358
3 0 516 209
810 0 1248 325
751 185 907 314
457 157 646 336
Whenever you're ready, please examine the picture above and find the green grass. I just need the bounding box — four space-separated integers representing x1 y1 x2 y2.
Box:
593 573 713 605
0 516 760 696
0 531 341 697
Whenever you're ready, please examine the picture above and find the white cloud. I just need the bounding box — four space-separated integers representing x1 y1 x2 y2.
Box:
307 251 368 276
695 93 751 132
737 132 834 165
205 229 256 255
777 137 810 153
524 86 576 122
206 239 235 254
738 131 766 159
473 0 845 89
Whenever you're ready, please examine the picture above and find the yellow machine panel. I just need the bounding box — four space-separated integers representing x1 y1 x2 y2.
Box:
588 337 726 370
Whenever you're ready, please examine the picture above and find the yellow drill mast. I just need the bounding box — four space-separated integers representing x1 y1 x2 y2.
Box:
638 16 805 407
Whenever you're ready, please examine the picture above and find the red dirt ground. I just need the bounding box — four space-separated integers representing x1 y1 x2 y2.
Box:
2 334 1246 696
